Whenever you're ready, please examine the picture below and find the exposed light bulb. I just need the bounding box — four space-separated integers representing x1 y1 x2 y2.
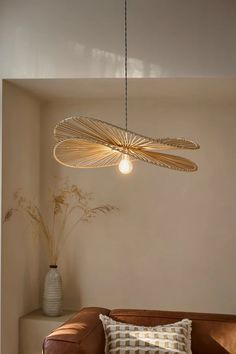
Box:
118 154 133 174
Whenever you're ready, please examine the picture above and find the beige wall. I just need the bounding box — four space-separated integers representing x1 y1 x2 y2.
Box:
40 97 236 315
2 82 41 354
1 0 236 79
2 85 236 354
0 80 2 352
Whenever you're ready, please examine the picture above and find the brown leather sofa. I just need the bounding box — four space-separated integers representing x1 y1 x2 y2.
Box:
43 307 236 354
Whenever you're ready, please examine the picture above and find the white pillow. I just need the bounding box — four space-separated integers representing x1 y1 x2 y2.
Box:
100 314 192 354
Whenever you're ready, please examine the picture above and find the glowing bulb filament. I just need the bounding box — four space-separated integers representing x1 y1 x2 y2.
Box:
118 154 133 174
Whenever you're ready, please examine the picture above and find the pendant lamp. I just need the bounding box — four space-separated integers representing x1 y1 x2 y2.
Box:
53 0 199 174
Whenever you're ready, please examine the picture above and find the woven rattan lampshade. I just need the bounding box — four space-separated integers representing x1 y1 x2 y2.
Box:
53 0 200 173
54 116 199 172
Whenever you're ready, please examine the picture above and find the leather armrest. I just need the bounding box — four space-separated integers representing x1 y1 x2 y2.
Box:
43 307 110 354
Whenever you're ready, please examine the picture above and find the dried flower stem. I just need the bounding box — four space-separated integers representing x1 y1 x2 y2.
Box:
4 183 118 264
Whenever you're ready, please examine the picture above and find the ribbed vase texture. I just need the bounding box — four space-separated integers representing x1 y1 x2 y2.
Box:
43 267 63 316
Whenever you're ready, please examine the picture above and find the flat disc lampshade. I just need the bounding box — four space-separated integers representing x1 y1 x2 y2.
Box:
53 116 200 172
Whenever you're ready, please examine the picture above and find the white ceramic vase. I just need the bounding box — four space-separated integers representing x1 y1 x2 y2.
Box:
43 265 63 316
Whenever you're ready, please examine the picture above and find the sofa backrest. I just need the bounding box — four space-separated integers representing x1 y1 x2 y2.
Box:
110 309 236 354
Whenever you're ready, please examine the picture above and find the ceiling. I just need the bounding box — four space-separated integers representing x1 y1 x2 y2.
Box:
7 78 236 103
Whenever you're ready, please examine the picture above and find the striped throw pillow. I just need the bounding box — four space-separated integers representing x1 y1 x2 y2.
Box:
99 314 192 354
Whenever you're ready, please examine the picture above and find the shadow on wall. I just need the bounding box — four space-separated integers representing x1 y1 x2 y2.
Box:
71 43 161 78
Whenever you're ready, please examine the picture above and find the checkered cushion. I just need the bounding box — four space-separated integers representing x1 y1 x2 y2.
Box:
100 314 192 354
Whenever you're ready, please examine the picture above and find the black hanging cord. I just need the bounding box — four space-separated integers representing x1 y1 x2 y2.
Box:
124 0 128 131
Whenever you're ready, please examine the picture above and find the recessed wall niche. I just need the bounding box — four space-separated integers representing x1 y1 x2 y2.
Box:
2 78 236 354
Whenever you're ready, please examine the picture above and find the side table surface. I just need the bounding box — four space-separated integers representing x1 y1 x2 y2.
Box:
19 309 77 354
